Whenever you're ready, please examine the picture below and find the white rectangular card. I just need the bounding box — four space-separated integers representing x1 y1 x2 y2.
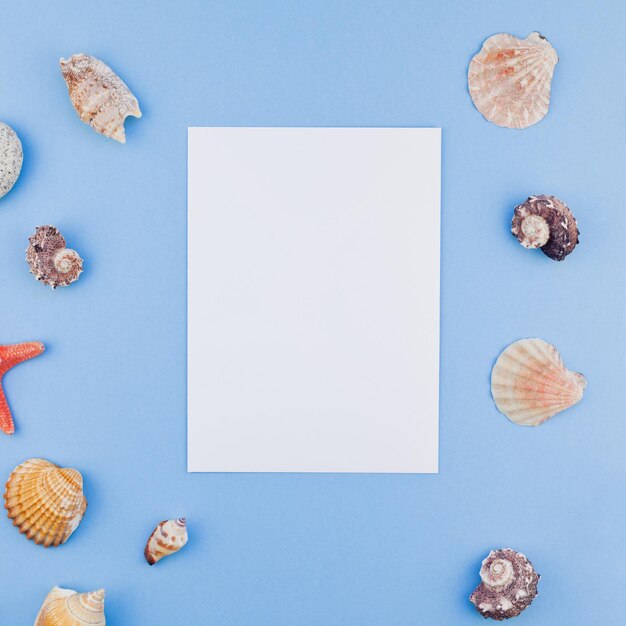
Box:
188 127 440 473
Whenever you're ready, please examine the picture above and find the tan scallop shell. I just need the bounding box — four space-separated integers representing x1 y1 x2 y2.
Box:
3 458 87 547
491 339 586 426
35 586 105 625
144 517 188 565
60 53 141 143
468 32 558 129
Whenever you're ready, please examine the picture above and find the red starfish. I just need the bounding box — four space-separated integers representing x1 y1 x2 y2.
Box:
0 342 45 434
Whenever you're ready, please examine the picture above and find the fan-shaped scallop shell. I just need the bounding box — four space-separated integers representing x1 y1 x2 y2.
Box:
468 32 558 129
491 339 586 426
3 458 87 547
144 517 188 565
35 586 105 625
60 53 141 143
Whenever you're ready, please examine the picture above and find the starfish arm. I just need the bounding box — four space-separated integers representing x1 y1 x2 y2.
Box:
0 342 45 372
0 381 15 434
0 341 44 434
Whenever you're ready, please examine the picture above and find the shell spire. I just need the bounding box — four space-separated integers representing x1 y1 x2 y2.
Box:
491 338 586 426
60 53 141 143
35 586 106 625
144 517 188 565
468 32 558 129
3 458 87 547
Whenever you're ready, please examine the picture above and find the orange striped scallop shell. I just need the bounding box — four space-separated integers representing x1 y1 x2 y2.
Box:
491 339 586 426
3 458 87 547
468 32 558 129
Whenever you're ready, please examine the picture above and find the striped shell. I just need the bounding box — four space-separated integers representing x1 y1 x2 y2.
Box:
468 32 558 129
491 339 586 426
60 53 141 143
35 586 105 625
144 518 188 565
3 458 87 547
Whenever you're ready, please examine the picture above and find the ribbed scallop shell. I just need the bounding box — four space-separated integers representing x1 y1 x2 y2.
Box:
3 458 87 547
468 32 558 129
144 517 188 565
60 53 141 143
491 339 586 426
35 586 105 625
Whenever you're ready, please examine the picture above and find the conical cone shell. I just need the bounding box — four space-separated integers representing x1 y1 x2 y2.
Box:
468 32 558 129
144 517 188 565
491 338 586 426
3 458 87 547
35 586 105 625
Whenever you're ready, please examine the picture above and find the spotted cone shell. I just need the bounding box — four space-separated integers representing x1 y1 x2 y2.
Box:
468 32 558 129
491 339 586 426
3 458 87 547
60 53 141 143
35 586 105 625
144 517 188 565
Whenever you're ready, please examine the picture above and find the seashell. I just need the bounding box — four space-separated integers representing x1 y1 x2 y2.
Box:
0 341 45 434
491 338 586 427
468 32 558 129
470 548 540 621
35 586 105 625
144 517 188 565
511 195 579 261
60 53 141 143
3 458 87 547
0 122 23 198
26 225 83 288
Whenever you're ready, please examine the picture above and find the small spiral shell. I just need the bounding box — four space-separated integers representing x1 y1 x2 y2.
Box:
144 517 188 565
470 549 540 620
26 225 83 289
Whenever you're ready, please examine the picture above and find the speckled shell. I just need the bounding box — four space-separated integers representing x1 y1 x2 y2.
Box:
35 586 105 625
60 53 141 143
468 32 558 129
26 225 83 289
470 549 540 620
3 458 87 547
144 518 188 565
0 122 23 198
491 339 586 426
512 195 579 261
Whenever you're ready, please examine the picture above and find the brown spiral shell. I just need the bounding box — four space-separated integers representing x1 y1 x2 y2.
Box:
469 548 540 620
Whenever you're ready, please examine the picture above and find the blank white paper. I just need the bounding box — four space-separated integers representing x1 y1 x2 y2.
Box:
188 127 440 473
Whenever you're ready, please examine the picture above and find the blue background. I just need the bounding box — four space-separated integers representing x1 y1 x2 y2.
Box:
0 1 623 623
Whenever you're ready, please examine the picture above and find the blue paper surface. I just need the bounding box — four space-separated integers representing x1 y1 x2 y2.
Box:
0 1 623 623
